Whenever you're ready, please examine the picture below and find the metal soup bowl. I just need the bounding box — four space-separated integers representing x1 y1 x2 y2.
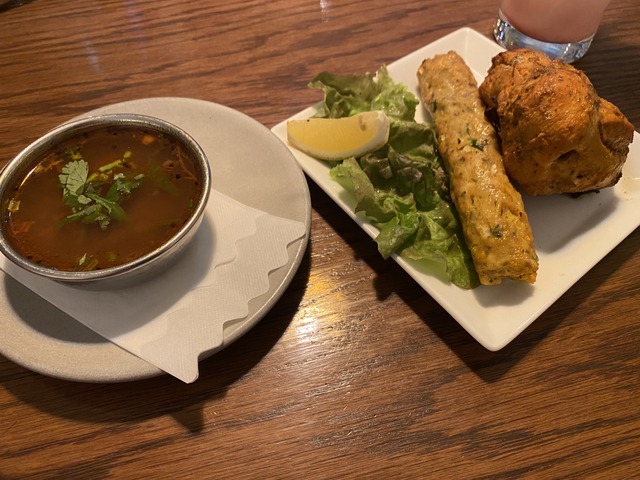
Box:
0 114 211 285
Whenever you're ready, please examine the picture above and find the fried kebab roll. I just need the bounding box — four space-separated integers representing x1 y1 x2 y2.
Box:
417 51 538 285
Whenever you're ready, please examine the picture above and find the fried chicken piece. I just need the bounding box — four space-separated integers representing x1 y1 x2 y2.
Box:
479 49 634 196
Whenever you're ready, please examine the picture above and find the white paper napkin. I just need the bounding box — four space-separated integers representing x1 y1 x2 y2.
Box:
0 189 308 383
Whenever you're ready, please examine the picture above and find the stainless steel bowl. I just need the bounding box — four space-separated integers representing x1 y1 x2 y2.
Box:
0 113 211 285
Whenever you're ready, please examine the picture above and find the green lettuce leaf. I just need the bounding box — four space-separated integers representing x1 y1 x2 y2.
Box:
311 66 479 289
309 65 417 121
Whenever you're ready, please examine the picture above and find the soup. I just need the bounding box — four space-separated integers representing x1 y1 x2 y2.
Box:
1 125 204 271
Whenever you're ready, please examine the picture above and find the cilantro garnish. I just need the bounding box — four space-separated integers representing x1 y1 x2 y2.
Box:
58 150 143 230
470 138 486 151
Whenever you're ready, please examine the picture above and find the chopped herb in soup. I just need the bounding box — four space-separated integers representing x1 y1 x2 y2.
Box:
58 151 144 230
1 125 203 271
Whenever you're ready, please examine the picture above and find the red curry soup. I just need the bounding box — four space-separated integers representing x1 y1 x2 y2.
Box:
1 125 204 271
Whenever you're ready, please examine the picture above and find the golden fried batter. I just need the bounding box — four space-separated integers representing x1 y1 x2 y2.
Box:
479 49 635 196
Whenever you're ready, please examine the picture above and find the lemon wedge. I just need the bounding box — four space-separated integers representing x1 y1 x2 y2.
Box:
286 110 390 161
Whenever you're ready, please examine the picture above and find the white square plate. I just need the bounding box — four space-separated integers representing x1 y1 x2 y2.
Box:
272 27 640 350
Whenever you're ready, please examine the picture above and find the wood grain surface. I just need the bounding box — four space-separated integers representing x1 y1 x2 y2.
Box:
1 0 638 478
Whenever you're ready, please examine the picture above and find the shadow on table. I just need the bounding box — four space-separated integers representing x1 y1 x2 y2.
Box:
310 181 640 383
0 245 311 434
0 0 36 13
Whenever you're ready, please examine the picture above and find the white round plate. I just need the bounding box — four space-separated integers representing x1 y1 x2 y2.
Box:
0 98 311 382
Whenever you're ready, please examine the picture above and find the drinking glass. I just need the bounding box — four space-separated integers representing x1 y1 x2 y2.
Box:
493 0 612 63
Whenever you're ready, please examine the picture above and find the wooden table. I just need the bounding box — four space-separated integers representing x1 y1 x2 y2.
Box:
1 1 638 478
